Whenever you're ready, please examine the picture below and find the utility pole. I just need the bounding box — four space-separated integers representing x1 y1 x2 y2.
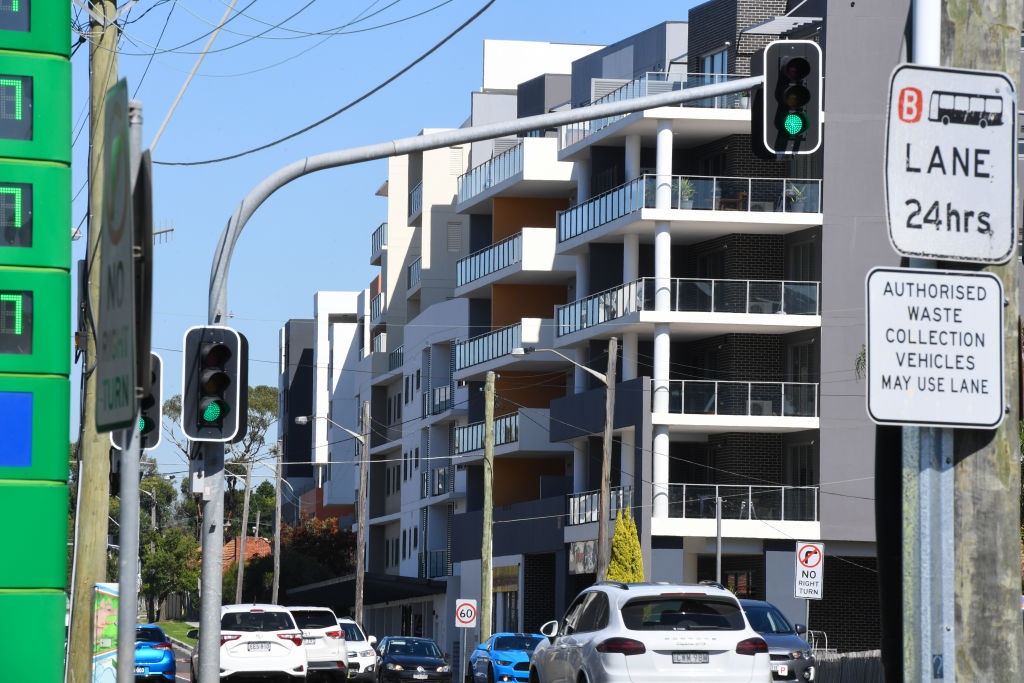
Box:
68 2 118 680
596 337 617 582
355 400 370 623
480 372 495 642
272 444 283 604
235 459 253 604
940 1 1024 677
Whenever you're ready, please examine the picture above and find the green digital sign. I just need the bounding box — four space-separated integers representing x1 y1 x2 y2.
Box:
0 290 30 354
0 1 30 33
0 181 30 247
0 74 31 140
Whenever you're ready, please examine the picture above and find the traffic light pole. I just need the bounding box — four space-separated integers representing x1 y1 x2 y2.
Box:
116 410 141 683
198 442 225 683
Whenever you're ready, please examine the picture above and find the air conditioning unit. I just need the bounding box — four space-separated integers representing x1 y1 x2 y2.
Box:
750 400 775 416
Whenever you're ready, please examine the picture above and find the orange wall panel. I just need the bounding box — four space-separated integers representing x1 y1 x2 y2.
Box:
495 370 567 412
493 457 565 506
492 197 569 242
491 284 567 328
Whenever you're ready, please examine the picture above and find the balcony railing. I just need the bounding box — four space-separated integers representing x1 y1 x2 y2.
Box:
409 180 423 218
371 332 386 353
419 549 450 578
560 73 751 148
556 280 643 336
456 232 522 287
408 256 422 289
566 486 633 526
370 292 384 321
371 221 387 255
422 384 453 416
667 483 819 522
388 345 404 372
454 322 522 371
454 412 519 454
657 379 819 418
431 466 449 496
557 174 823 242
420 471 429 499
457 141 524 203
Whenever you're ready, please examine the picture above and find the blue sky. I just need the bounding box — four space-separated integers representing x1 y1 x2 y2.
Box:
69 0 703 477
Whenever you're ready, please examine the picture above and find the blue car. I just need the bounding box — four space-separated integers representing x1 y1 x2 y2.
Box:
134 624 175 681
469 633 544 683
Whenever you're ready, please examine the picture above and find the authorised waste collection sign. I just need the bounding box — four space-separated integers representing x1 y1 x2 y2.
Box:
866 267 1004 428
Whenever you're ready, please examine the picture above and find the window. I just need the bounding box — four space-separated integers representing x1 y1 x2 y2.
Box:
702 49 728 77
394 538 399 565
416 370 421 390
402 530 407 559
620 596 745 631
404 453 408 480
387 398 392 425
559 593 592 636
413 526 418 548
386 467 391 495
395 465 401 492
405 376 410 403
724 570 754 599
575 591 610 633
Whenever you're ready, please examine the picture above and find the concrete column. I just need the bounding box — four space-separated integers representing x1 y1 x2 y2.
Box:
652 427 670 518
622 332 638 381
573 345 587 395
651 120 674 520
625 134 641 181
572 439 587 492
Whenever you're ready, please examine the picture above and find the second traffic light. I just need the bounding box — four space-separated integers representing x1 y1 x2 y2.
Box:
761 40 822 155
111 352 162 451
182 326 248 443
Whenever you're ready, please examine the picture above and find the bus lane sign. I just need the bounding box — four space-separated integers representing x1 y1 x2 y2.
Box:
884 64 1016 263
866 267 1004 428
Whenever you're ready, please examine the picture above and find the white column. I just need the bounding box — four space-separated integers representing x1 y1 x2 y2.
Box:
652 427 670 518
621 332 638 381
625 134 641 181
572 439 587 492
652 119 673 519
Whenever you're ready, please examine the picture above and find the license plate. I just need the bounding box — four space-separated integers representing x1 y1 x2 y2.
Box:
248 642 271 652
413 675 429 679
773 664 789 676
304 638 318 644
672 652 709 664
134 667 145 674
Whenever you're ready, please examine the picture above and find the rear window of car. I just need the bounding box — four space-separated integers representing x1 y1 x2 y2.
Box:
621 596 745 631
743 604 794 634
221 610 296 632
136 628 166 643
339 623 366 641
493 636 542 652
291 610 339 629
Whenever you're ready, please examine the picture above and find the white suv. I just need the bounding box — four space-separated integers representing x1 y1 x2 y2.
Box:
189 603 307 679
530 581 772 683
337 617 377 682
289 606 349 680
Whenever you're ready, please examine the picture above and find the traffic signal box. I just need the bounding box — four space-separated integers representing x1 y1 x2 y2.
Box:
757 40 822 155
182 325 249 444
111 351 163 451
0 2 72 680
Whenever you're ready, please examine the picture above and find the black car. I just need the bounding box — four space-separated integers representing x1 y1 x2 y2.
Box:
375 637 451 683
740 600 815 681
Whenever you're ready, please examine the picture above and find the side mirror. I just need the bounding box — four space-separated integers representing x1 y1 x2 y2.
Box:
476 643 487 651
186 629 198 640
369 635 378 646
794 623 807 635
539 620 558 639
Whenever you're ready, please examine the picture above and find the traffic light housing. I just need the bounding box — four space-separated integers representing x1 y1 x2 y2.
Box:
182 326 248 443
111 352 162 451
759 40 822 155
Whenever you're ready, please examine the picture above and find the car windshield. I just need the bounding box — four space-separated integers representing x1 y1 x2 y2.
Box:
743 604 794 634
136 628 166 643
339 623 366 641
621 596 745 631
221 610 295 632
291 610 338 630
386 639 443 658
493 636 542 652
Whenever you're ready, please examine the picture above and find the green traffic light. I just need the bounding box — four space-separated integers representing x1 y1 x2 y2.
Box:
202 401 223 422
138 416 145 432
783 112 808 135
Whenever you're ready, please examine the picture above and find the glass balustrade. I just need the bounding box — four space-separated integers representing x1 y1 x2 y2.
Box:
388 345 403 372
409 181 423 218
454 323 522 370
555 280 645 336
371 221 387 255
370 292 384 320
566 486 633 526
666 484 819 522
454 412 519 454
456 232 522 286
457 142 524 203
407 257 422 289
657 380 819 417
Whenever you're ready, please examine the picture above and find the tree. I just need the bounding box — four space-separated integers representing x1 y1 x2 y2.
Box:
140 526 200 622
607 508 645 583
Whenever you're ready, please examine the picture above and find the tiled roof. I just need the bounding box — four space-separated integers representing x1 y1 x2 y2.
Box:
222 536 272 570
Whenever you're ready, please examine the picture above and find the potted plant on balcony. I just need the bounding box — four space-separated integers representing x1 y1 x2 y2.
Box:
738 91 750 109
677 177 695 209
785 180 809 213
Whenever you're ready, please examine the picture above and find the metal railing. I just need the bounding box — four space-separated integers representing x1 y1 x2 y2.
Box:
666 483 819 522
371 332 386 353
388 345 404 372
431 466 449 496
566 486 633 526
456 232 522 286
454 412 519 454
560 72 751 148
422 384 453 416
371 221 387 255
556 280 644 336
557 174 823 242
454 322 522 371
420 471 429 499
407 256 422 289
656 379 819 417
419 549 450 578
457 141 524 203
370 292 384 321
409 180 423 218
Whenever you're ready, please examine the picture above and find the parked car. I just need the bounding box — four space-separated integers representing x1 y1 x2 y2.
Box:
739 600 815 681
338 617 378 681
470 633 544 683
289 606 349 681
134 624 175 681
530 580 772 683
375 636 451 683
188 603 307 680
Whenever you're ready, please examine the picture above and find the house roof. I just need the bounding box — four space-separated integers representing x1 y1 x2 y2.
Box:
222 536 273 570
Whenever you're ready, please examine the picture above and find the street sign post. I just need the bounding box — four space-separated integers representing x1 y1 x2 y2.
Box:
455 598 478 683
794 541 823 600
866 267 1004 428
884 65 1016 263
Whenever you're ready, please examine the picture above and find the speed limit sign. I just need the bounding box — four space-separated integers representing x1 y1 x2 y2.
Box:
455 598 477 628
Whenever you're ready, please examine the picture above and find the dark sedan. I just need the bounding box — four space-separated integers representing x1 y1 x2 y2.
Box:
375 637 451 683
740 600 815 681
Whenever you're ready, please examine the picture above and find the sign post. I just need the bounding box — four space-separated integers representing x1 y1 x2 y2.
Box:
455 598 477 683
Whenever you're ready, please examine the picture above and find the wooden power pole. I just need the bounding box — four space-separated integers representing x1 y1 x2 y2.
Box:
272 444 282 604
596 337 617 582
480 371 495 642
235 459 253 604
355 400 370 624
68 2 118 680
942 0 1024 677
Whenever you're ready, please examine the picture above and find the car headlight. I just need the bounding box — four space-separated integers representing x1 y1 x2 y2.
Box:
494 660 512 667
790 649 812 660
437 665 450 673
361 650 375 658
387 663 404 670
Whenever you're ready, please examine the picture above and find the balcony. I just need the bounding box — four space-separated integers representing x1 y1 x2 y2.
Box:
653 379 819 434
407 256 422 291
566 486 633 526
454 318 565 379
455 137 574 213
422 384 453 416
666 484 818 522
409 180 423 220
554 278 821 339
454 412 519 455
418 549 450 579
453 408 570 457
457 232 521 287
455 227 575 296
370 221 387 266
370 292 384 322
371 332 386 354
560 73 751 150
557 175 822 247
455 322 521 371
388 345 403 372
431 466 450 496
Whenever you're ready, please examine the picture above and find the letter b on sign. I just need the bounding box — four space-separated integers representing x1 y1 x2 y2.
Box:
899 87 923 122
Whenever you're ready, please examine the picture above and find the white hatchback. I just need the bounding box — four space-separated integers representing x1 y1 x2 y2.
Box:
190 603 308 679
288 606 349 680
530 581 772 683
337 617 377 682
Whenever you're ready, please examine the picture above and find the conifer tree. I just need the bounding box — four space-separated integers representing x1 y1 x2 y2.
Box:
607 507 645 583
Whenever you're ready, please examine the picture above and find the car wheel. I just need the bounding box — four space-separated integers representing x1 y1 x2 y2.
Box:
487 665 495 683
529 668 541 683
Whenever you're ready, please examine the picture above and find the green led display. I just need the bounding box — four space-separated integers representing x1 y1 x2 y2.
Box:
783 112 808 135
0 182 31 247
0 74 31 140
0 0 29 33
0 289 31 354
202 401 223 422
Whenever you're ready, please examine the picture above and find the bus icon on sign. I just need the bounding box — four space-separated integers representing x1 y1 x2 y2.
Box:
929 90 1004 127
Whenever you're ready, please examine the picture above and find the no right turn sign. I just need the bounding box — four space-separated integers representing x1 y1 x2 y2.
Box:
794 542 824 600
